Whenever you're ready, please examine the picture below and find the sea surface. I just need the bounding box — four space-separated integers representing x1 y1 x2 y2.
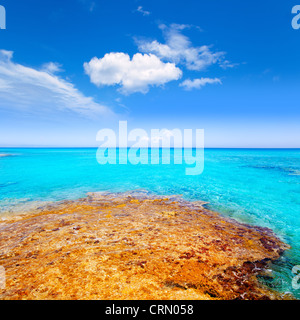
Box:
0 148 300 298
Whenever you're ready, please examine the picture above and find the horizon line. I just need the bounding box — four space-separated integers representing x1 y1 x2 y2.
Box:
1 146 300 150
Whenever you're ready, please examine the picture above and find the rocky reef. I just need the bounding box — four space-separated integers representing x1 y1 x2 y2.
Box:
0 192 291 299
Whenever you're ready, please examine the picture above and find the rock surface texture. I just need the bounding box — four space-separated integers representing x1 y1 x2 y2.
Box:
0 193 290 300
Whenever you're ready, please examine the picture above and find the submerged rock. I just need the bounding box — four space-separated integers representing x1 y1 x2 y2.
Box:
0 193 291 300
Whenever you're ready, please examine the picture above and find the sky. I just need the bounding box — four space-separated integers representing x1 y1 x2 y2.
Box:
0 0 300 147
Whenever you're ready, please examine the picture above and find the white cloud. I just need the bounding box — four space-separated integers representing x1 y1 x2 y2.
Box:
180 78 222 90
78 0 96 12
137 24 228 71
151 129 175 144
0 50 113 117
84 52 182 94
219 60 238 69
139 129 176 144
137 6 150 16
41 62 63 74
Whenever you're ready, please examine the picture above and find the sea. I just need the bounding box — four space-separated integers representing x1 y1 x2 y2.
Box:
0 147 300 298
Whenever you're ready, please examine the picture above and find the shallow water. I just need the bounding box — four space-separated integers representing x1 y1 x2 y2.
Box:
0 148 300 297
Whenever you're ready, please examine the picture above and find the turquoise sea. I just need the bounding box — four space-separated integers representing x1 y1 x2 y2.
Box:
0 148 300 298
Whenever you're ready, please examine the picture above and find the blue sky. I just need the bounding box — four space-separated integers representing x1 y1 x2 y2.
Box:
0 0 299 147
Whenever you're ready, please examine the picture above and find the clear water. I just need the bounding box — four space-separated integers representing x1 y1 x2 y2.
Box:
0 148 300 298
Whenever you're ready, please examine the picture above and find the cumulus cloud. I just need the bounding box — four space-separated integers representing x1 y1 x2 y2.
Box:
180 78 222 90
136 6 150 16
0 50 113 117
84 52 182 94
137 24 228 71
